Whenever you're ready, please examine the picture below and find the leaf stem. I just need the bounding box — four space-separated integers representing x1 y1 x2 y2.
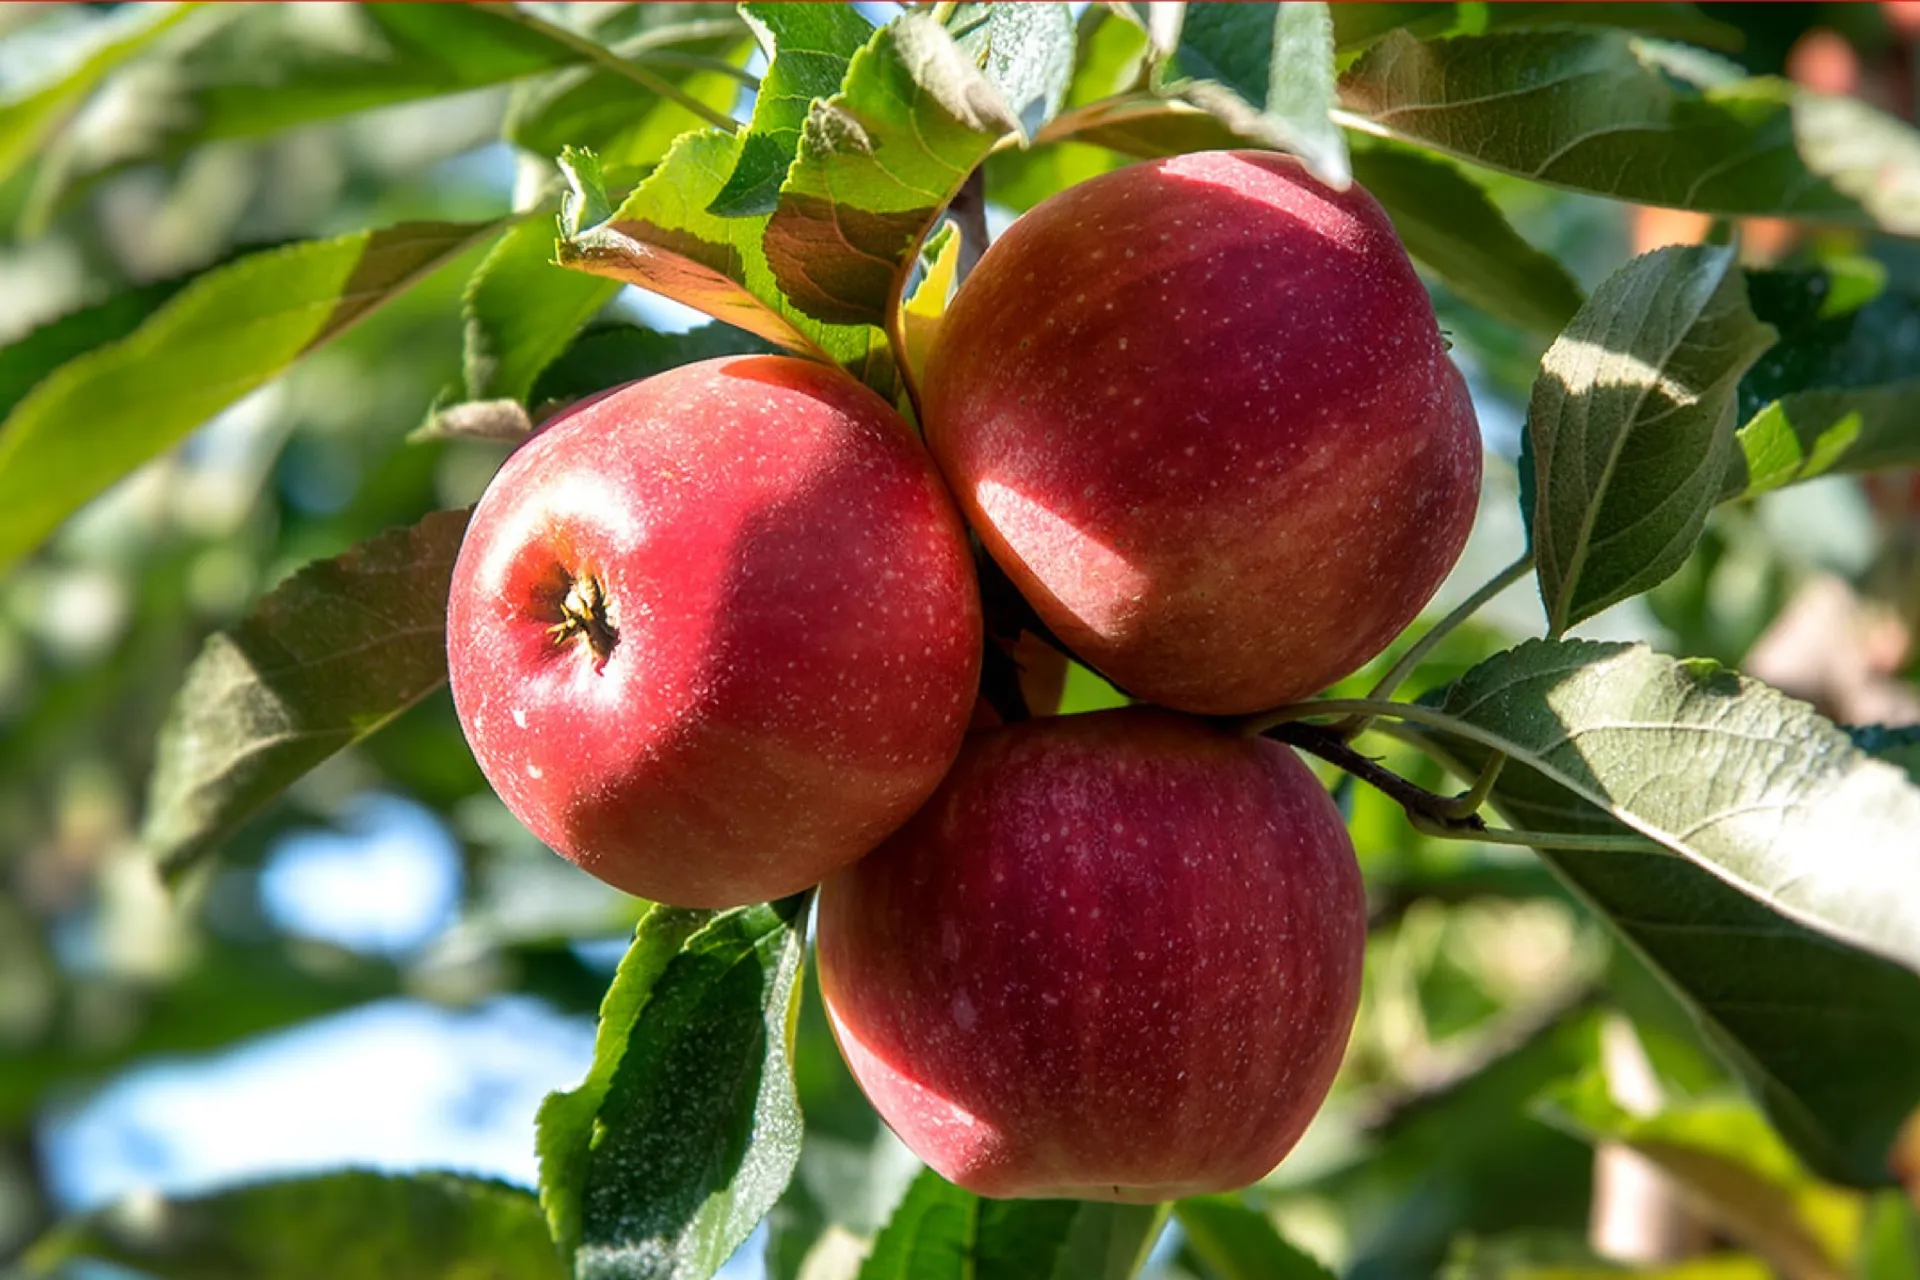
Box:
479 4 743 135
1263 721 1488 836
629 49 761 88
1334 551 1534 739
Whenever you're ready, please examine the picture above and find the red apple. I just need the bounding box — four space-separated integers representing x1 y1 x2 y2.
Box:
816 707 1365 1201
923 150 1482 715
447 355 982 908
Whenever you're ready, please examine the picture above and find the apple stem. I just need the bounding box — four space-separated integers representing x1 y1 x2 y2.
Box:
547 572 618 669
1331 552 1536 741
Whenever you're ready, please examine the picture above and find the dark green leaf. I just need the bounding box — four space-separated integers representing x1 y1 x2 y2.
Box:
0 219 498 573
1723 267 1920 499
1176 1196 1335 1280
141 510 471 878
539 897 810 1280
1526 245 1774 633
1855 724 1920 783
708 2 875 218
0 2 198 187
528 322 778 411
857 1170 1142 1280
463 214 620 404
557 131 891 386
762 13 1022 328
1349 137 1583 337
1329 4 1742 57
1341 30 1920 230
26 1171 563 1280
1407 639 1920 1184
1167 2 1348 187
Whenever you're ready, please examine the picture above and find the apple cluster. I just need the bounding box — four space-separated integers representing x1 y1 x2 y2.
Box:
448 151 1481 1201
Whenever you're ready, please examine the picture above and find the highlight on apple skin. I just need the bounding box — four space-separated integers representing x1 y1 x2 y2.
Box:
446 354 983 909
815 707 1366 1202
923 149 1483 716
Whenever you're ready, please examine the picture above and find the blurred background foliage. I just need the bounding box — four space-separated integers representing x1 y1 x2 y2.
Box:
1 3 1919 1279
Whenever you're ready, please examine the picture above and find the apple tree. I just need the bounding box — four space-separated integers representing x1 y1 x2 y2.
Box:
6 2 1920 1278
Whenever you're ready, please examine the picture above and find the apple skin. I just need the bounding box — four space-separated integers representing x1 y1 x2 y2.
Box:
447 355 983 909
922 150 1482 715
815 707 1365 1201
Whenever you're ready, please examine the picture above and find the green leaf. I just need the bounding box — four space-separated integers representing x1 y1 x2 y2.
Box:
25 1171 563 1280
462 214 620 404
1329 3 1743 57
1537 1075 1858 1278
1348 137 1583 337
1525 245 1775 633
504 12 750 171
1341 30 1920 230
858 1171 1148 1280
0 275 191 421
0 2 198 188
1854 724 1920 783
1175 1196 1336 1280
1723 267 1920 499
556 130 891 386
1166 2 1349 188
1438 639 1920 979
950 2 1078 142
520 322 775 414
1409 638 1920 1184
708 2 875 218
528 322 778 411
140 509 471 878
538 897 810 1279
761 13 1024 328
1047 1202 1170 1280
536 903 716 1258
985 5 1148 211
0 218 498 573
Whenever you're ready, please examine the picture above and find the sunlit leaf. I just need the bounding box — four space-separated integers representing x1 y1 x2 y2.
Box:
556 131 892 388
1724 268 1920 499
0 2 198 188
761 12 1029 328
0 219 498 573
1405 639 1920 1185
537 898 809 1279
1164 2 1348 187
141 510 471 878
708 2 875 218
1526 245 1774 633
